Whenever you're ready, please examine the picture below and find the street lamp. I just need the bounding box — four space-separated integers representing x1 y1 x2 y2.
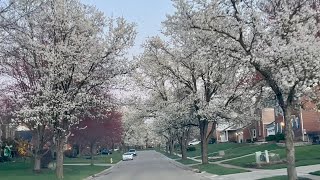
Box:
280 122 285 133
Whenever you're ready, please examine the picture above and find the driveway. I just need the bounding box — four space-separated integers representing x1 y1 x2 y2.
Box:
91 150 209 180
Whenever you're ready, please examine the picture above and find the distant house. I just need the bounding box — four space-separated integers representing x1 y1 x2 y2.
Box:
15 130 33 142
0 124 31 143
218 125 240 143
217 108 275 143
238 108 275 143
274 101 320 143
260 97 320 143
0 124 16 140
215 95 320 143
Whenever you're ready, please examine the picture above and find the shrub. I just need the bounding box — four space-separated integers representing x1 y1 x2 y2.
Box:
266 135 276 141
208 138 216 144
41 150 53 168
64 150 77 158
275 133 285 142
174 144 180 149
246 138 257 143
187 146 196 151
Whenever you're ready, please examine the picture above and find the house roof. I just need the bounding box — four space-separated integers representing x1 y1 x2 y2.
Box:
266 121 275 128
15 131 32 141
16 125 30 131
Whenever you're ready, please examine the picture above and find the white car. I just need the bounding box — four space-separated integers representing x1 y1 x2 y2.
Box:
188 140 201 146
122 152 133 161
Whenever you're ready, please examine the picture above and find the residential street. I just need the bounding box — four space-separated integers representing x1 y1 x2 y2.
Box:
91 150 209 180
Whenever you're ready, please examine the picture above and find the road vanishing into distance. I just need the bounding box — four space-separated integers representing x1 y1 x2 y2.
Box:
93 150 210 180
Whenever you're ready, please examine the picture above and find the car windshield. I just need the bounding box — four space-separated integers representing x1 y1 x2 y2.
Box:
129 149 135 152
124 153 131 155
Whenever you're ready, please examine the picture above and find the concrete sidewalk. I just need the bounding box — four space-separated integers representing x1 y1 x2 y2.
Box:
174 152 320 179
64 163 114 166
212 164 320 180
175 152 256 172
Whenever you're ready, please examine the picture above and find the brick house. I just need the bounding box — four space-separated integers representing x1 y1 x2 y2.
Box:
240 108 275 142
217 108 275 143
214 123 239 143
274 100 320 142
216 96 320 143
218 125 239 143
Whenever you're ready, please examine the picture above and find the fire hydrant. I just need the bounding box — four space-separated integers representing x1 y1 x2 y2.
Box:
110 158 113 164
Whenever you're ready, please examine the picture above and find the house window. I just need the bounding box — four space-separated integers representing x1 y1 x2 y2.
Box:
295 117 300 129
252 129 256 138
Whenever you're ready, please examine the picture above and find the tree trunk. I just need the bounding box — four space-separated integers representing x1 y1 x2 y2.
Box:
179 129 188 160
248 127 253 142
180 139 187 160
200 139 208 164
121 141 125 153
111 139 115 151
284 106 297 180
78 144 82 157
32 127 45 172
165 142 169 153
34 156 41 172
90 143 94 166
169 138 174 155
56 138 64 179
199 120 209 164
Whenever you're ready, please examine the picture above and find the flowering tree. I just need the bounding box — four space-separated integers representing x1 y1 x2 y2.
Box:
134 53 198 158
0 0 135 178
167 0 320 178
140 33 263 163
121 106 149 149
0 88 55 172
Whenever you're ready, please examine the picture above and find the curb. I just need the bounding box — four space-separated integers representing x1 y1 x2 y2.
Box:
169 159 195 171
157 151 200 173
83 161 122 180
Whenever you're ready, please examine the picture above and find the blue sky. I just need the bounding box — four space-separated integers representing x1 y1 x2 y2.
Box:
82 0 175 57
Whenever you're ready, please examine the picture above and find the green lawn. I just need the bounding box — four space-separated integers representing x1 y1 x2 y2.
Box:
209 143 282 162
187 143 245 157
176 158 199 165
258 176 311 180
224 145 320 169
64 152 122 164
191 164 249 175
0 161 108 180
310 170 320 176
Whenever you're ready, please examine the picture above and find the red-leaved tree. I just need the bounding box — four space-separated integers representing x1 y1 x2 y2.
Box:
69 110 123 165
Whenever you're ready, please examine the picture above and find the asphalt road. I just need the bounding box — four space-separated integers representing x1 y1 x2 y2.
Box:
92 150 209 180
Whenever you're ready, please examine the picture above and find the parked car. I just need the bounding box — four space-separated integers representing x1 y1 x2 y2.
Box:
100 149 112 155
122 152 133 161
128 149 137 156
188 140 201 146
